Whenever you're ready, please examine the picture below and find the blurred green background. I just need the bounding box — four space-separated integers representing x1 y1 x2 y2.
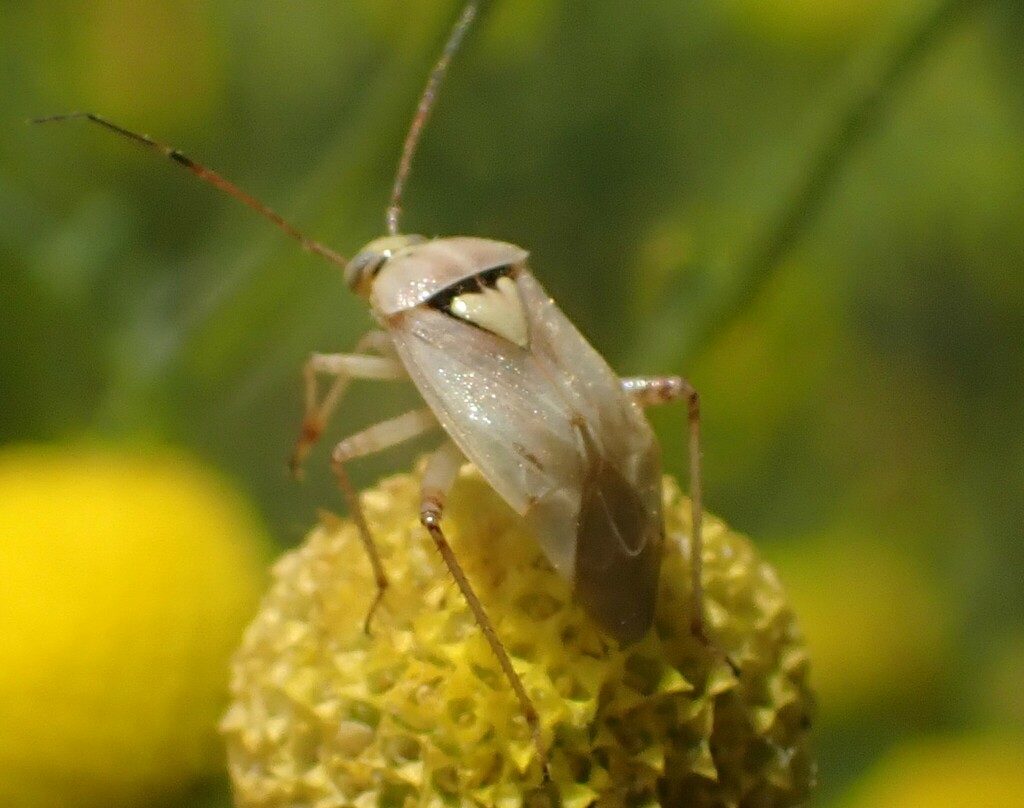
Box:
3 0 1024 805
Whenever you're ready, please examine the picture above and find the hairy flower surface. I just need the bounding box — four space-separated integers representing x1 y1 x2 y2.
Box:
223 467 814 807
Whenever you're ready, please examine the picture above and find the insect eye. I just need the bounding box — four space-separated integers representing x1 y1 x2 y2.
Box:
344 250 387 295
345 235 427 295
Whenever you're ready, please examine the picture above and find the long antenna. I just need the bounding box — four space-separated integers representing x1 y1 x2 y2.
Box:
31 112 349 269
386 1 479 236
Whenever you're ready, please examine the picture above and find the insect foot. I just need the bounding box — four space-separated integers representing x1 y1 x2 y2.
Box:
288 414 324 479
222 465 816 807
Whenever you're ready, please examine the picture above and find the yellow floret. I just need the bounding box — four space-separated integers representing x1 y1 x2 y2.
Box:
0 445 269 808
223 467 814 807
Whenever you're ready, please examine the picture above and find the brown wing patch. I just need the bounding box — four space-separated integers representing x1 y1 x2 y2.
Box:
573 436 663 645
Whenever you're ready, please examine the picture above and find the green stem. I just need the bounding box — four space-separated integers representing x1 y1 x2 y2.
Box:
637 0 988 370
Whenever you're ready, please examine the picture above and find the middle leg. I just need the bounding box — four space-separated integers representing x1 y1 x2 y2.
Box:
329 408 439 632
419 441 548 775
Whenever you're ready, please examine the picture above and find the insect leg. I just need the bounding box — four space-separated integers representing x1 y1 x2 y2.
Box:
330 408 439 632
620 376 708 641
290 330 404 475
420 441 548 776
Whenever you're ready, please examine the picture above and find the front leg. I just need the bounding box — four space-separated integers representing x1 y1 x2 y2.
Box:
290 330 405 475
621 376 707 641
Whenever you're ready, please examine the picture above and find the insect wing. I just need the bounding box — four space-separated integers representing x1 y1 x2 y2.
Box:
517 270 664 642
387 260 663 642
390 302 582 564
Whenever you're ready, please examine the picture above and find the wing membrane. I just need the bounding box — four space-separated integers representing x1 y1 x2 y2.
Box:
388 267 664 641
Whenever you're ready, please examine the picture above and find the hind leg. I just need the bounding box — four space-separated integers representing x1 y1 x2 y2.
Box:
621 376 707 641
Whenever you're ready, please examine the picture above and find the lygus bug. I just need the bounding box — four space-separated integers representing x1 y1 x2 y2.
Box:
36 1 710 764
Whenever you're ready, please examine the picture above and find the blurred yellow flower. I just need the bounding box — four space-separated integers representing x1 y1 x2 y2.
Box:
978 635 1024 733
0 445 268 808
837 735 1024 808
771 531 950 723
223 467 815 807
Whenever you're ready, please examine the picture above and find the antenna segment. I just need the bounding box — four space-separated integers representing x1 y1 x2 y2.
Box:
386 1 479 236
31 112 349 269
33 3 483 261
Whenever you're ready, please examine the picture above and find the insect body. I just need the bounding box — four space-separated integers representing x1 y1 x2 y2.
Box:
36 0 710 769
349 235 665 642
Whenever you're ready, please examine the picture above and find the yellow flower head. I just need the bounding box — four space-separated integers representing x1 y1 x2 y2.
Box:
223 467 814 807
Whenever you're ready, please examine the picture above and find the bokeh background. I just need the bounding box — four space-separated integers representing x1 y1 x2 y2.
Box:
3 0 1023 805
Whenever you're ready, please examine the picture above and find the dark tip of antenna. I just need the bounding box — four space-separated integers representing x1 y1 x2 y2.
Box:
29 112 83 125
